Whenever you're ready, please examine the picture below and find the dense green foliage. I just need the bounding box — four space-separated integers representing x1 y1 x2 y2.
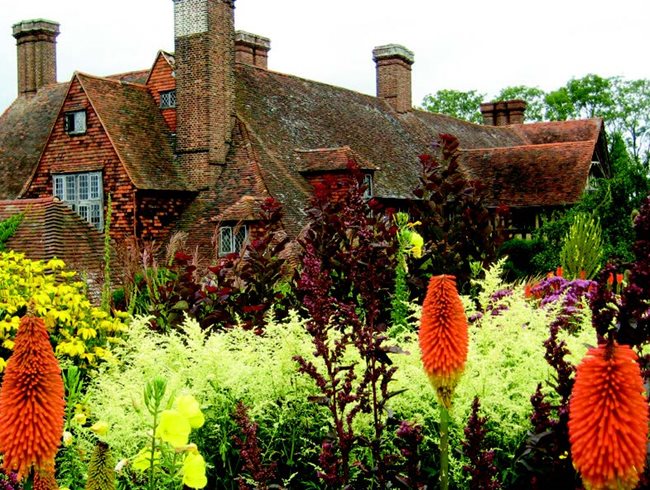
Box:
423 74 650 168
558 213 602 279
421 89 485 124
529 134 649 274
79 262 595 489
0 213 23 252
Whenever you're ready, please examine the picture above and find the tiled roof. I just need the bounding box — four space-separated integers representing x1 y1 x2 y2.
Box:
460 141 595 207
232 64 603 229
512 119 603 145
0 197 104 273
295 146 379 173
105 69 150 84
77 73 192 191
0 83 67 199
215 195 266 222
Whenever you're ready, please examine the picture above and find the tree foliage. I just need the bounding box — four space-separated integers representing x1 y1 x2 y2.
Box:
421 89 485 124
422 74 650 168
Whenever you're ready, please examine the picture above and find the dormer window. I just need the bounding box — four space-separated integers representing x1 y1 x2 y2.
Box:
219 224 248 256
160 90 176 109
53 171 103 230
64 110 87 135
363 174 373 199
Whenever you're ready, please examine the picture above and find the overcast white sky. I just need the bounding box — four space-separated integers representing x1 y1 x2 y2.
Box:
2 0 650 114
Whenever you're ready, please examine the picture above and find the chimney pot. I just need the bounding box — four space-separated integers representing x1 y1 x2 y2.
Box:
372 44 414 113
235 31 271 69
12 19 60 96
480 99 527 126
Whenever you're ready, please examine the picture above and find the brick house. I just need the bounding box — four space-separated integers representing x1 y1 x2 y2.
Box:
0 1 609 272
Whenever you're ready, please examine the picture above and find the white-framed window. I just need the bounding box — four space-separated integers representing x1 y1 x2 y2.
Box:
160 90 177 109
219 224 248 256
363 173 373 199
53 171 103 230
64 110 87 135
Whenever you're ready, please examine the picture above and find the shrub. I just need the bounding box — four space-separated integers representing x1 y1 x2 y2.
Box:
86 258 597 488
559 212 603 279
0 251 127 372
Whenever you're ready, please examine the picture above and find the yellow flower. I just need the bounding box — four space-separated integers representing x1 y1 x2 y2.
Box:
0 358 5 373
72 412 87 426
63 431 74 447
46 258 66 270
90 421 109 436
77 327 97 340
410 231 424 258
182 451 207 489
157 409 191 448
175 395 205 429
2 339 14 350
132 448 159 472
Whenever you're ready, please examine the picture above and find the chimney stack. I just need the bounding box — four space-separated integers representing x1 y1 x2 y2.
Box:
12 19 60 97
173 0 236 184
235 31 270 69
480 99 527 126
373 44 414 113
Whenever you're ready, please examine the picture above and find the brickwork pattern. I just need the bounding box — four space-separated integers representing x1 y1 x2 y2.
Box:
146 53 177 132
13 21 59 96
136 191 194 241
23 78 137 241
375 58 412 113
175 0 235 188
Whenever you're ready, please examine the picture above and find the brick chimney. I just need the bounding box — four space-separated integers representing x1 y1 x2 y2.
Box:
12 19 60 97
235 31 270 69
373 44 414 113
173 0 236 184
480 99 527 126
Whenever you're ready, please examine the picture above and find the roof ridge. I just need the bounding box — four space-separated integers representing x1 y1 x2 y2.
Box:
75 71 148 89
461 140 596 152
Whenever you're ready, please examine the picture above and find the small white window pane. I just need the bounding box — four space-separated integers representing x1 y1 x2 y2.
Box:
78 205 89 221
90 174 100 199
78 174 89 200
66 175 76 201
74 111 86 133
54 176 64 199
90 204 102 229
219 227 233 255
234 226 248 252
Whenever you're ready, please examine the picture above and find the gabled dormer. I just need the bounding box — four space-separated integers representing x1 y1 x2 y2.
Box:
146 51 177 133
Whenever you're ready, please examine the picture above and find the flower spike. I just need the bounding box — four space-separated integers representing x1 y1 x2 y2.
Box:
0 316 65 478
419 275 468 408
569 342 648 490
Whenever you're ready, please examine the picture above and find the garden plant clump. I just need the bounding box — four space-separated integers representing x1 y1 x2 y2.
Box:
0 140 648 489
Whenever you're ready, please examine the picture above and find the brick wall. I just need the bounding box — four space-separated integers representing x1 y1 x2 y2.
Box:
175 0 235 188
146 53 177 132
304 172 358 203
13 20 59 96
136 190 194 242
23 77 137 241
373 45 414 114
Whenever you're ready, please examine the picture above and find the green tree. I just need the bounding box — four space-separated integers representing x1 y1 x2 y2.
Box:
612 78 650 167
496 85 547 122
421 89 485 123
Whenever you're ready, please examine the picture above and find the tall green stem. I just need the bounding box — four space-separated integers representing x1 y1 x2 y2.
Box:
440 404 450 490
148 408 158 490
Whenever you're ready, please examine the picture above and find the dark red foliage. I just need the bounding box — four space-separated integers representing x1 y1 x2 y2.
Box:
394 421 425 489
294 164 405 487
408 134 499 296
462 397 501 490
142 198 297 332
231 402 277 490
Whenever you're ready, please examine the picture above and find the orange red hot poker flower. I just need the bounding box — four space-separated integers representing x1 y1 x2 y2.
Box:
419 275 468 408
569 342 648 490
0 315 65 478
